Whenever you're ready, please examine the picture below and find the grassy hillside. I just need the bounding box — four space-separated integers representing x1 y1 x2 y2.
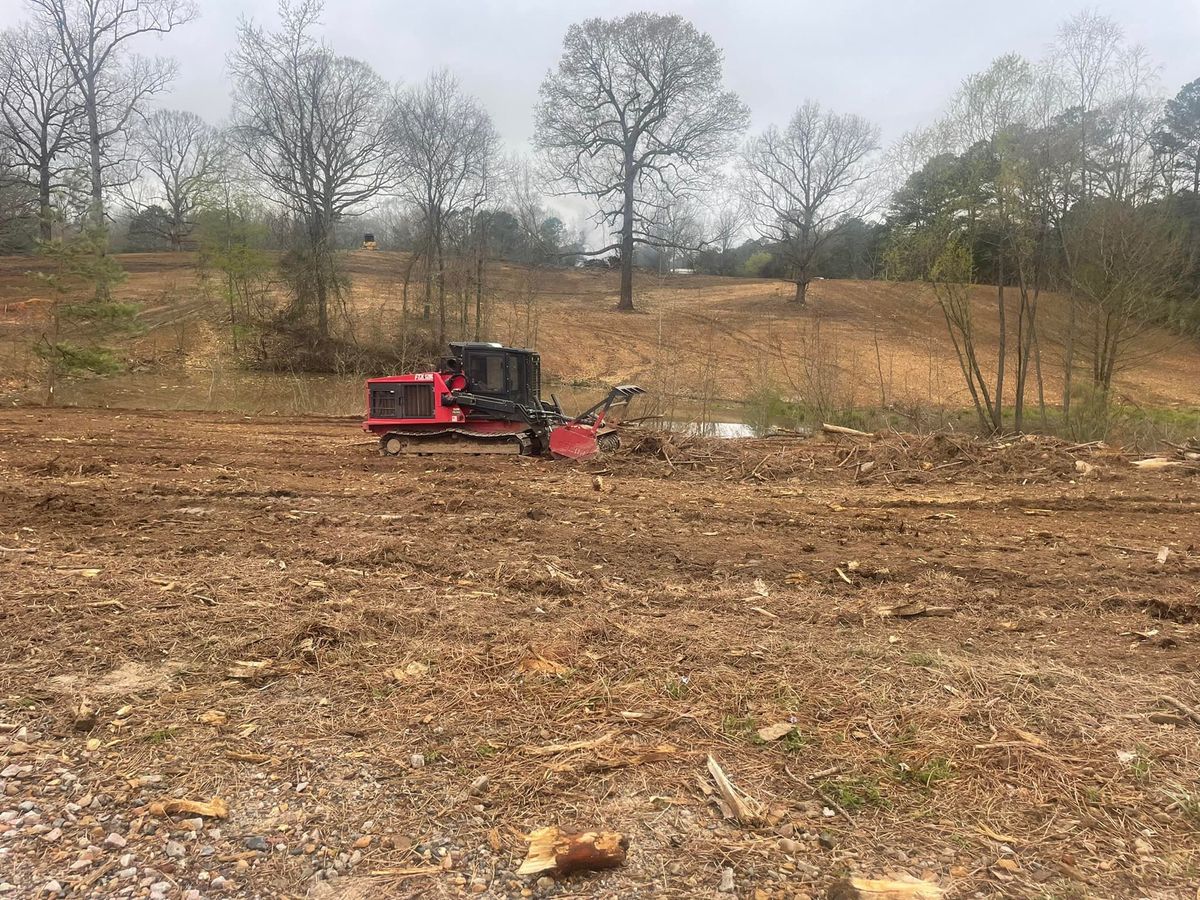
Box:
1 250 1198 426
341 251 1200 415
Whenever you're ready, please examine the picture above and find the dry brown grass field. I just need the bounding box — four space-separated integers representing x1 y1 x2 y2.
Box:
1 251 1197 419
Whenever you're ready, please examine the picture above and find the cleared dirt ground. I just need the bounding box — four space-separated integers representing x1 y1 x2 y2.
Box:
1 408 1199 898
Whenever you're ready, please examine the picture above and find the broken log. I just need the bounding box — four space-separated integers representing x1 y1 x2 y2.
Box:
828 874 944 900
516 827 629 877
822 423 874 438
1131 457 1182 470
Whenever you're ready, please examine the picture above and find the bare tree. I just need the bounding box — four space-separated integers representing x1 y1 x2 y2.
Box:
704 184 748 265
129 109 223 250
741 101 880 305
1054 9 1123 201
229 0 392 340
643 183 703 273
0 23 85 242
29 0 197 234
390 68 498 346
1053 9 1124 418
1061 200 1187 396
534 12 748 311
0 146 40 251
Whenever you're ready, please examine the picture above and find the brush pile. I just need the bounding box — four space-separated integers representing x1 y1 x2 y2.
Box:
616 426 1127 484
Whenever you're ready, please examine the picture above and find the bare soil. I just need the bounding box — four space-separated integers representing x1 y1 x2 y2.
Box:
1 408 1199 898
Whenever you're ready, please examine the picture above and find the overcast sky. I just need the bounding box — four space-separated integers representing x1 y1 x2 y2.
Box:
1 0 1197 152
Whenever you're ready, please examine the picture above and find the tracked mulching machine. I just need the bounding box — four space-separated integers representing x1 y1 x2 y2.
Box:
363 342 643 460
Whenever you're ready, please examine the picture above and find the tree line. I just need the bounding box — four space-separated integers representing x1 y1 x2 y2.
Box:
0 1 1197 429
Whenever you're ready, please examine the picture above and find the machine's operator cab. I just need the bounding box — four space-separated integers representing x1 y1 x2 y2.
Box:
449 342 545 411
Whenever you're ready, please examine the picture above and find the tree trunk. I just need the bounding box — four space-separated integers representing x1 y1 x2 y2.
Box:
793 278 808 306
85 79 111 302
617 163 635 312
1062 291 1076 423
994 272 1005 430
435 228 446 347
310 215 330 341
38 163 52 244
474 253 484 340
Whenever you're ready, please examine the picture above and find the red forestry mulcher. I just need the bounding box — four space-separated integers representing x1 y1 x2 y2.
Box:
363 342 643 460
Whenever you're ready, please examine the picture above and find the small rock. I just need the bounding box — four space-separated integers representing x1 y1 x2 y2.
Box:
352 835 372 849
718 867 736 893
43 881 63 895
469 775 490 796
818 830 836 850
244 835 269 852
118 868 137 879
779 838 798 854
164 840 186 859
410 754 426 769
210 876 228 889
105 832 128 849
536 875 555 891
42 827 62 843
72 705 98 732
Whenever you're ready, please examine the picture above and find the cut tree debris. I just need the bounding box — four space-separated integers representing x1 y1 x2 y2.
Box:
828 874 944 899
147 797 229 819
706 754 764 825
516 827 629 877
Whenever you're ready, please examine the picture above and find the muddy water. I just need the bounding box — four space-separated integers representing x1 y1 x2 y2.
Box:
37 369 766 435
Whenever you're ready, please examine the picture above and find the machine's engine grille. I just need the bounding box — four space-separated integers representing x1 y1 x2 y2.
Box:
370 383 435 419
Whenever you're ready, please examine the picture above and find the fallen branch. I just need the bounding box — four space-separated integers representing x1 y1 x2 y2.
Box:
823 423 873 438
525 731 617 757
1157 696 1200 727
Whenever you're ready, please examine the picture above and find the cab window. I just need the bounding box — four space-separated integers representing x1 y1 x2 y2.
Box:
466 353 506 393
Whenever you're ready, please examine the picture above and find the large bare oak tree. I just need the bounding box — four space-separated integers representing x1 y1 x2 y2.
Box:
129 109 223 250
229 0 393 340
29 0 197 230
741 101 880 305
534 13 748 311
391 69 498 346
0 23 84 242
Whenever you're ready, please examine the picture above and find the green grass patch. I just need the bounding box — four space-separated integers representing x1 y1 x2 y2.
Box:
890 755 954 789
819 776 886 811
721 714 764 745
142 727 177 744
